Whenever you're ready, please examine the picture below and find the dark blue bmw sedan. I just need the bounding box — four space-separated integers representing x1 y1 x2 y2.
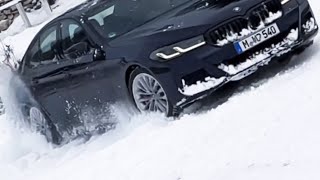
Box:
13 0 318 144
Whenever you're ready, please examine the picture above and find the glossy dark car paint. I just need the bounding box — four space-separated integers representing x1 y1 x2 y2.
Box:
15 0 318 142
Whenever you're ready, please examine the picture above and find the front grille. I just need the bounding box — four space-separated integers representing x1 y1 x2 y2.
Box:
208 0 283 46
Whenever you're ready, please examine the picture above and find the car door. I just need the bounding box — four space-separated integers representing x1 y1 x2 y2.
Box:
19 24 74 134
58 19 124 131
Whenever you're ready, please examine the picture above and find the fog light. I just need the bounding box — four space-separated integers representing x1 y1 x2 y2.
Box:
303 17 318 34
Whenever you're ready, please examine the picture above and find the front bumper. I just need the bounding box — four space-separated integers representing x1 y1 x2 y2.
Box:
179 24 316 107
154 0 318 110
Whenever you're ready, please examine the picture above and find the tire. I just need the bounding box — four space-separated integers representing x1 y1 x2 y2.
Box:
27 106 61 144
129 68 174 116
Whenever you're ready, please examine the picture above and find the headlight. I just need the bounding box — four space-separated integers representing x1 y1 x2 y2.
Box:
280 0 292 5
151 36 206 61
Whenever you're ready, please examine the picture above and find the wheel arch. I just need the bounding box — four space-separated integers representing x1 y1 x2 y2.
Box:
125 64 140 88
125 63 158 88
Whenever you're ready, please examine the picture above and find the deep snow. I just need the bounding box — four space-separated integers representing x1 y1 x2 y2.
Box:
1 0 320 180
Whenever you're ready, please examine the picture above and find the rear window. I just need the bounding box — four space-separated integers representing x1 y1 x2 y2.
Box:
86 0 191 39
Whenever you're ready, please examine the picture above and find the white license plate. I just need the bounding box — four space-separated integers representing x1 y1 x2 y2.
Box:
234 23 280 54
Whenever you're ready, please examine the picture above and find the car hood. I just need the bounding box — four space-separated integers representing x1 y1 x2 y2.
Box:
110 0 266 47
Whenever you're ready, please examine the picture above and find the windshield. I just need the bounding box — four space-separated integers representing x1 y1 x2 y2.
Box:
86 0 191 39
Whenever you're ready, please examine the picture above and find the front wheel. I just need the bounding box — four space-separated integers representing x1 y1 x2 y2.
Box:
129 68 173 116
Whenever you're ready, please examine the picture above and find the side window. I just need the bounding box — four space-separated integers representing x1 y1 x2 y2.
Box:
27 26 58 68
61 20 90 59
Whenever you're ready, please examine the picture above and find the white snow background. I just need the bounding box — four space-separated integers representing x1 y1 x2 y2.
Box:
0 0 320 179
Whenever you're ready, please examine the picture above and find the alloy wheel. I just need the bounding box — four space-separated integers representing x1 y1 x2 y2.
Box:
132 73 169 115
29 107 50 134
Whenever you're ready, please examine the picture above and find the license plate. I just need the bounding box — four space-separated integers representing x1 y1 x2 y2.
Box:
234 23 280 54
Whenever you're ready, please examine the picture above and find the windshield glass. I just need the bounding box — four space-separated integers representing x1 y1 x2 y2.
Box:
86 0 191 39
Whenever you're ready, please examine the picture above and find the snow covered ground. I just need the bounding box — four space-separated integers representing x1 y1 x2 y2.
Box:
1 0 320 180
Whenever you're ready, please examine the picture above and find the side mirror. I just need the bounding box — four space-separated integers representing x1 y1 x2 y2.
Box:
93 48 105 61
